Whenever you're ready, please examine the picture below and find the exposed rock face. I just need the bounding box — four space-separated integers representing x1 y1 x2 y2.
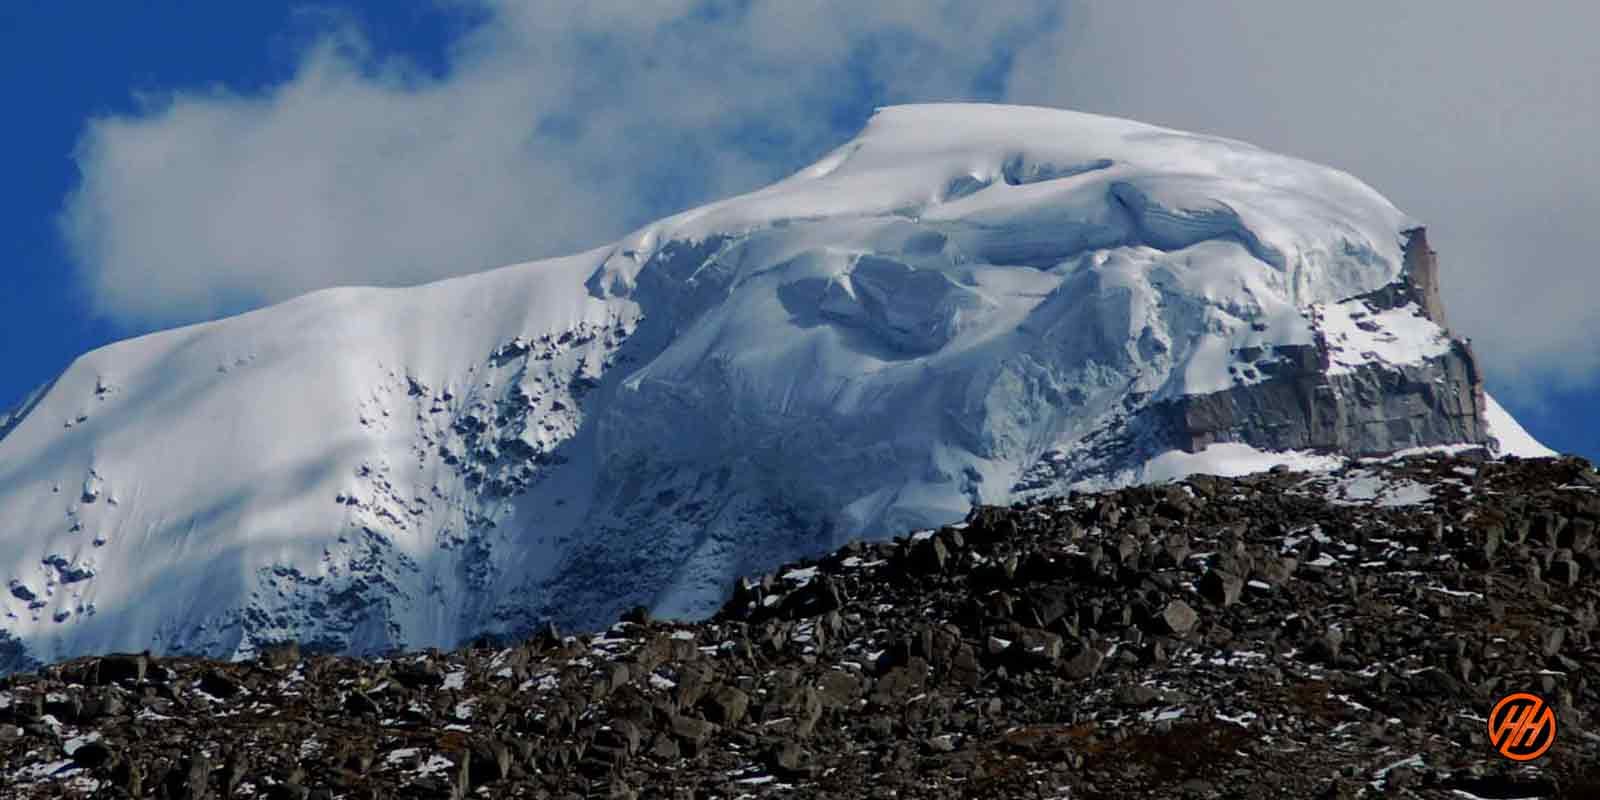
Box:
1170 261 1489 456
3 452 1598 798
1404 226 1449 328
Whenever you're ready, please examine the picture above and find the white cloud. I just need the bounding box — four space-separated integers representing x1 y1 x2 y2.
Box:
1002 1 1600 391
62 0 1598 397
61 0 1058 327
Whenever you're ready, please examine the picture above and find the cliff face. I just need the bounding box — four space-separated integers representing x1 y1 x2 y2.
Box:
1173 341 1488 455
1168 262 1489 456
1403 226 1449 328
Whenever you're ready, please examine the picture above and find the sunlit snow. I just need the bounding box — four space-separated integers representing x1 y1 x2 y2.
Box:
0 104 1553 666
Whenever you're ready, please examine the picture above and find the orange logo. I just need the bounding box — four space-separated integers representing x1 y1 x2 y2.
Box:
1488 693 1556 761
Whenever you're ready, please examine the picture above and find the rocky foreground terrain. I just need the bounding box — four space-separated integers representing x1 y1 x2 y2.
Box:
4 451 1599 799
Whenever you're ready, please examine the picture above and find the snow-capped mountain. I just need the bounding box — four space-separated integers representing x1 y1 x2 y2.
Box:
0 104 1553 669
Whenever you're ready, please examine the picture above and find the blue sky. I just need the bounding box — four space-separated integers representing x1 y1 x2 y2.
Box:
3 2 1596 460
1 2 477 406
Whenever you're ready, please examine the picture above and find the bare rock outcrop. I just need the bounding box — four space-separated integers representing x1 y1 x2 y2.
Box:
1168 231 1488 456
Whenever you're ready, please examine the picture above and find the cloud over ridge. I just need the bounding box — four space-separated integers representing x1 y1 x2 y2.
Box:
60 1 1599 395
60 0 1058 326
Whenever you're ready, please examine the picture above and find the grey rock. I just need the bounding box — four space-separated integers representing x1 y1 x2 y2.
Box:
1158 600 1200 635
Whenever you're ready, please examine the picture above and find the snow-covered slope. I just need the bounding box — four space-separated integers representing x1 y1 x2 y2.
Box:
0 104 1551 668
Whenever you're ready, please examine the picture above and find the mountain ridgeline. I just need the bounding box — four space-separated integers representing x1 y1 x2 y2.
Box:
0 105 1552 670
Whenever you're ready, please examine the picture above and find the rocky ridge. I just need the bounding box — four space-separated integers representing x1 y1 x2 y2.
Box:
4 452 1598 799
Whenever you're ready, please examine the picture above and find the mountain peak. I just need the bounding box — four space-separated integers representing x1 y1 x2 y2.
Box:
0 104 1551 669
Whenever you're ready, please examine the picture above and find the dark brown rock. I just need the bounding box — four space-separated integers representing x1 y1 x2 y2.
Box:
1200 569 1245 607
1061 643 1104 680
94 653 148 685
871 658 929 706
258 641 301 670
701 685 749 726
668 714 717 754
70 739 113 769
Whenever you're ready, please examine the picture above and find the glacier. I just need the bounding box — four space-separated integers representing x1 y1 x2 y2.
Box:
0 104 1553 669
